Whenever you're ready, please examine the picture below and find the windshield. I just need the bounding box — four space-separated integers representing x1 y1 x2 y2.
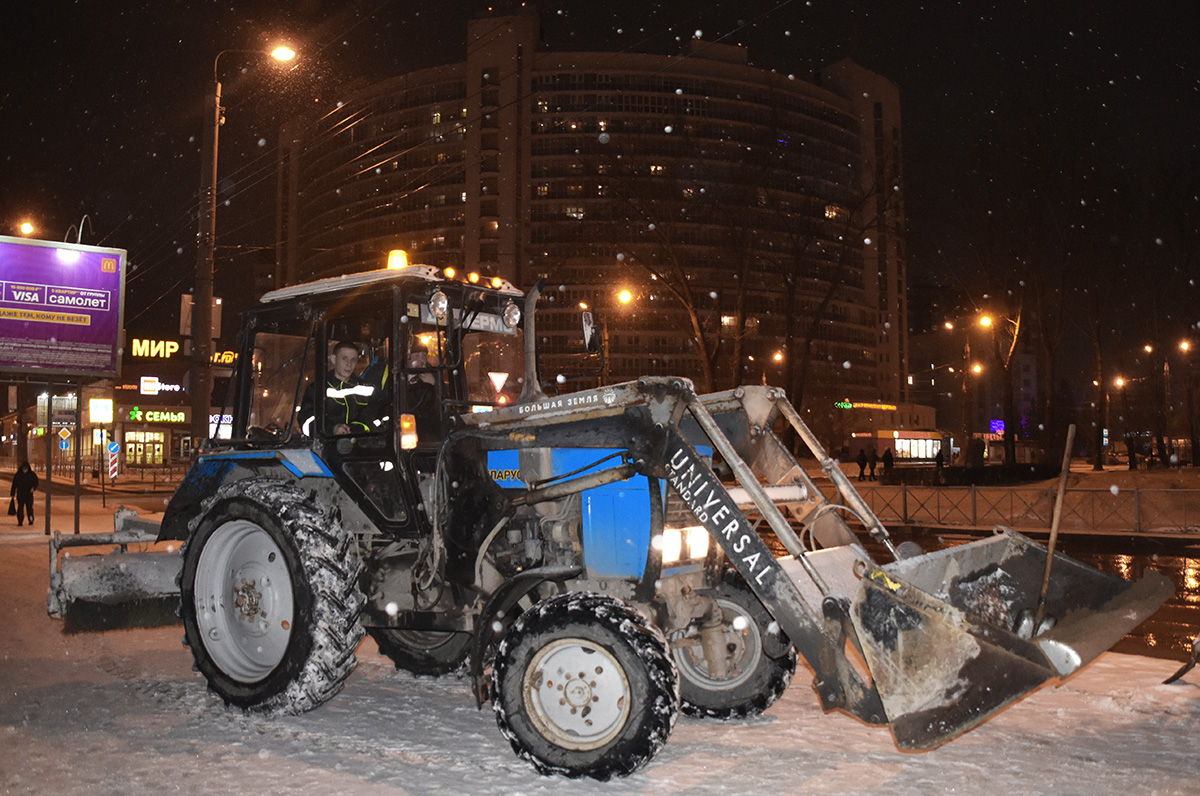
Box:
460 329 526 407
245 330 313 438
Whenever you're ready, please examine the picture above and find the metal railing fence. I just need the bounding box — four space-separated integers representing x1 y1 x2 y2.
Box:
846 484 1200 536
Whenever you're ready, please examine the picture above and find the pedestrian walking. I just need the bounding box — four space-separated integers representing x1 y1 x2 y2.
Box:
867 447 878 481
882 447 894 475
935 448 945 485
856 448 868 481
10 461 38 527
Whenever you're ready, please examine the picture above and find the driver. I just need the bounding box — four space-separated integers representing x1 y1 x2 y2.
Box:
299 340 377 435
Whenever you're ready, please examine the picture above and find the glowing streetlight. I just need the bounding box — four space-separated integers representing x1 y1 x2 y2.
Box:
18 221 35 236
1181 341 1199 467
191 43 297 447
617 288 633 305
948 313 992 459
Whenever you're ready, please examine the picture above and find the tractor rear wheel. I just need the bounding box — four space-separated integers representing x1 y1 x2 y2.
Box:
368 627 472 675
491 593 679 780
180 478 365 713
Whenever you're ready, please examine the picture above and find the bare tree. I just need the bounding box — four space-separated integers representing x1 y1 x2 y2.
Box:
761 187 892 412
981 295 1023 465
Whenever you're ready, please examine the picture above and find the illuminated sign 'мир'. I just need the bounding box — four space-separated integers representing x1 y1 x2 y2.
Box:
131 338 180 358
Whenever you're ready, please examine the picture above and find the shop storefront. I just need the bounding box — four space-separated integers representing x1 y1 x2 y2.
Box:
114 339 194 463
114 403 191 464
4 327 224 471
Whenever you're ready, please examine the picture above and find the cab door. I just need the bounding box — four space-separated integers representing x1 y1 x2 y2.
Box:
316 296 424 536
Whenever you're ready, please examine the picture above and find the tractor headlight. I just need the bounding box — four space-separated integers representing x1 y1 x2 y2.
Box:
660 526 710 564
429 290 449 320
502 300 521 328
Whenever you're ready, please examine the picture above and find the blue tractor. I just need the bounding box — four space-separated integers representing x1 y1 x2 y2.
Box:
49 262 1172 779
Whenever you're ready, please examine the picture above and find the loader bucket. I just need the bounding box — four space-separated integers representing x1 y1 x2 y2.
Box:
849 530 1172 750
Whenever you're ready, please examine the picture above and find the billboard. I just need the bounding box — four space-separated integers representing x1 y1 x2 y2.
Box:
0 235 127 378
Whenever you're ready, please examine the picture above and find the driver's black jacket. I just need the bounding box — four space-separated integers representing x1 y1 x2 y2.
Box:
298 375 377 435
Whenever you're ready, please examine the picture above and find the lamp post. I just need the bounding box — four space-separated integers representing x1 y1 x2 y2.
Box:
947 317 986 465
190 45 296 448
1114 376 1138 470
1145 344 1171 465
1182 340 1198 467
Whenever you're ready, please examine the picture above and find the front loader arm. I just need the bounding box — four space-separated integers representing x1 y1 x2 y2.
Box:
658 425 885 723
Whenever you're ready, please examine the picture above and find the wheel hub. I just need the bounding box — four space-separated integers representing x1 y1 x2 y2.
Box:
524 639 631 751
561 674 596 711
674 596 761 690
233 579 264 620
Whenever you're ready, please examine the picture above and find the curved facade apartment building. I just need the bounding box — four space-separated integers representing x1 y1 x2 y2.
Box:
276 7 908 415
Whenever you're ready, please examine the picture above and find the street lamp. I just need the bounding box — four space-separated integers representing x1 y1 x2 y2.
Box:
1182 340 1198 466
18 221 35 236
1143 344 1171 465
1113 375 1137 470
190 44 296 448
947 315 988 464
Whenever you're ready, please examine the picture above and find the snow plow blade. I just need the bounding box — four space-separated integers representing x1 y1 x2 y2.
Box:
852 531 1173 750
48 509 182 633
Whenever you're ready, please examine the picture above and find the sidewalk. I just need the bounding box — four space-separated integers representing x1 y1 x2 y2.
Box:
0 472 173 540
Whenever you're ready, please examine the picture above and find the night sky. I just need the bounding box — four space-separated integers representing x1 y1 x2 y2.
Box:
2 0 1197 342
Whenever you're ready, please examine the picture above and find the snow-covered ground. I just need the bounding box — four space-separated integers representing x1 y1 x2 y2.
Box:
1 491 1199 795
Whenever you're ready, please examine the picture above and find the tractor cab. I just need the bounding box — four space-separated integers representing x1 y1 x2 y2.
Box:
161 264 528 540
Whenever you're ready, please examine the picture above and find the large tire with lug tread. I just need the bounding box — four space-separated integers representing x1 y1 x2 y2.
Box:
367 627 472 676
180 477 365 714
673 575 796 719
492 592 680 780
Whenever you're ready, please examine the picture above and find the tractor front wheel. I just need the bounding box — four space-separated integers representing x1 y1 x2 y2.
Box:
673 576 796 719
491 593 679 779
